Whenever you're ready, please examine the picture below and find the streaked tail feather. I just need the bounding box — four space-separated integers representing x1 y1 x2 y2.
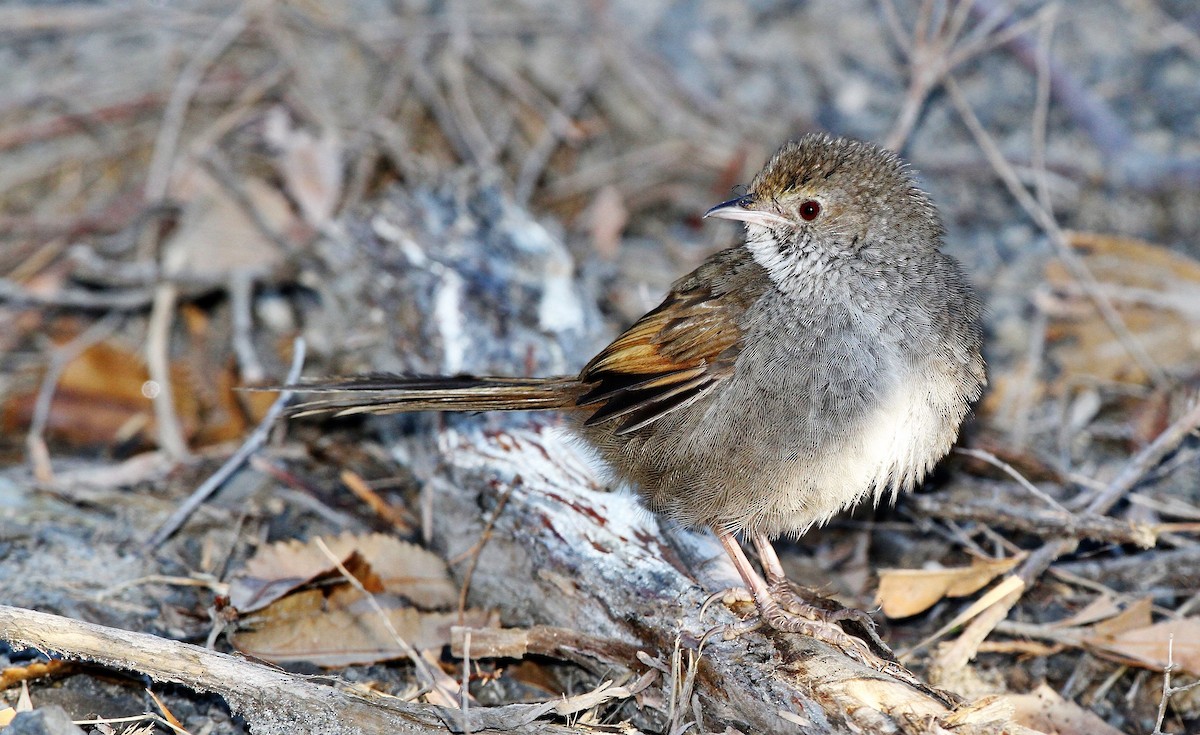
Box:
283 374 583 417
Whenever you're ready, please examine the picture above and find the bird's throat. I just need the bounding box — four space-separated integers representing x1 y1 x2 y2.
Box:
744 229 837 299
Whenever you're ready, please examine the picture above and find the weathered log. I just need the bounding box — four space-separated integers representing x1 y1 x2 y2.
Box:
417 420 1036 734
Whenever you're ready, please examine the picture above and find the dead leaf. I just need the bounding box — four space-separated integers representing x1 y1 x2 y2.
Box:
1084 615 1200 675
264 106 343 228
1004 683 1125 735
165 168 290 278
231 587 491 667
227 532 483 667
228 532 457 613
1043 231 1200 386
1085 596 1152 638
1050 594 1124 629
0 340 200 449
875 555 1023 618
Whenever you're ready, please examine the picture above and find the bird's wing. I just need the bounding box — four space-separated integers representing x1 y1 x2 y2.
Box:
578 283 746 435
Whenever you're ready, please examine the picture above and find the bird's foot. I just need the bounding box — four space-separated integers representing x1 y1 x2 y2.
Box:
744 581 888 660
704 586 871 660
697 587 757 644
768 580 876 627
700 586 754 619
755 596 873 661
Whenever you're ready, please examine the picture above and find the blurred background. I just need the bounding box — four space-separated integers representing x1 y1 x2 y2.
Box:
2 0 1198 454
1 1 1199 733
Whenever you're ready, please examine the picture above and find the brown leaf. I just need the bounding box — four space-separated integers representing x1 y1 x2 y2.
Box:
231 587 492 667
875 555 1023 619
1003 683 1126 735
1084 615 1200 675
1 340 200 449
1043 231 1200 386
1050 594 1124 629
228 532 456 613
1085 596 1152 638
165 168 289 278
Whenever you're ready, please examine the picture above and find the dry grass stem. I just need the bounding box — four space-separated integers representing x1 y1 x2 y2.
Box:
143 338 307 550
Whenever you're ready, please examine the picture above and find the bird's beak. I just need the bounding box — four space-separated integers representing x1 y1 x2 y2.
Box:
703 195 793 228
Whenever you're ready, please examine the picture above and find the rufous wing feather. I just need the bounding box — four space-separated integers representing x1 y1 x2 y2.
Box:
578 285 745 435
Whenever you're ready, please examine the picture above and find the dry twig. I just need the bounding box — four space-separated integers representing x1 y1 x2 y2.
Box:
933 395 1200 675
26 314 122 483
0 604 583 735
1151 637 1200 735
142 338 307 550
945 75 1166 384
140 6 251 459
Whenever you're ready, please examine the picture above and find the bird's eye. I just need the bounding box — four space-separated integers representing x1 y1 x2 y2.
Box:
799 200 821 221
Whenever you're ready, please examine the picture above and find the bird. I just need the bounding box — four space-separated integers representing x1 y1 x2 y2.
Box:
284 134 986 652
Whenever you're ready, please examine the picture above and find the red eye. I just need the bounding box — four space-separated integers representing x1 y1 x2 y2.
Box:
799 200 821 221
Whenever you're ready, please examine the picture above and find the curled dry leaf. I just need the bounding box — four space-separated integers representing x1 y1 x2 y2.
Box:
875 555 1023 619
1084 612 1195 672
1003 683 1126 735
230 587 492 668
228 532 457 612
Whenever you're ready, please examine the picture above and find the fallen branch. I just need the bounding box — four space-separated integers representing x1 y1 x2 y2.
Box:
0 604 579 735
910 493 1159 548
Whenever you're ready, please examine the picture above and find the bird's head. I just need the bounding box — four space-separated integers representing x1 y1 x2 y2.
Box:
705 135 944 289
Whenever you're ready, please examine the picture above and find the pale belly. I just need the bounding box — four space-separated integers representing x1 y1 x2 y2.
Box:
586 358 966 539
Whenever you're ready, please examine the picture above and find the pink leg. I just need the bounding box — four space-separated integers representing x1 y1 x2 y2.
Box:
716 530 872 658
752 534 877 628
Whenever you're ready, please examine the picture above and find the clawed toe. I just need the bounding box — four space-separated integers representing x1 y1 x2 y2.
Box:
715 530 883 661
768 591 890 655
821 605 876 629
700 586 754 621
761 605 872 661
716 586 874 659
716 616 764 642
766 580 876 629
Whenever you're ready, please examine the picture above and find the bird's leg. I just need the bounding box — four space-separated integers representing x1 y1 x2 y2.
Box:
752 534 876 629
715 530 871 658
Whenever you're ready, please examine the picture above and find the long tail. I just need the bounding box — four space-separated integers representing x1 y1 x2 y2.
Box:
283 374 584 417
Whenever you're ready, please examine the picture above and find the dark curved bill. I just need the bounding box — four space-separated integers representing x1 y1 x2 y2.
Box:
703 196 793 227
